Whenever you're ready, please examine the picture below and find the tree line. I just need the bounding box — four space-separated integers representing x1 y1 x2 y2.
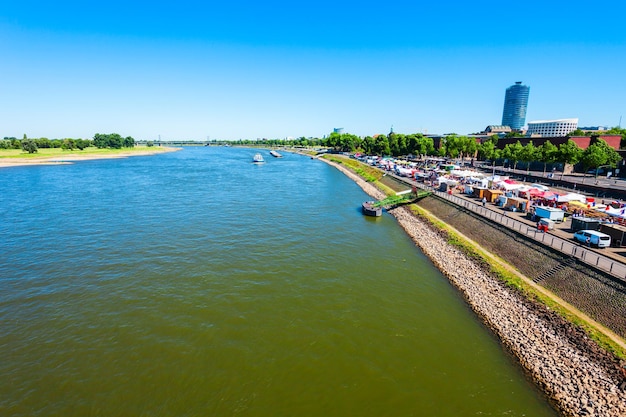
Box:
478 135 621 177
1 133 136 153
316 128 625 175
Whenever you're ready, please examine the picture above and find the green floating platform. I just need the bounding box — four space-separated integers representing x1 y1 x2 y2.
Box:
371 190 431 208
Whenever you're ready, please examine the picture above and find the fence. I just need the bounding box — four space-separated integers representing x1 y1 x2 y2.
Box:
411 182 626 282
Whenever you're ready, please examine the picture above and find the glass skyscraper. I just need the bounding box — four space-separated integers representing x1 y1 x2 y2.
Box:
501 81 530 130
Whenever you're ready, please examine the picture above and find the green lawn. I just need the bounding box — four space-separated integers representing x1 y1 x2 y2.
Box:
0 146 171 159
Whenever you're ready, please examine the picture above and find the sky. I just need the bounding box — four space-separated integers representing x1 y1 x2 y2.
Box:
1 1 625 141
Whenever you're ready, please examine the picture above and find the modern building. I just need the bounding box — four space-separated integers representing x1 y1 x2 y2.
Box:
526 118 579 137
501 81 530 130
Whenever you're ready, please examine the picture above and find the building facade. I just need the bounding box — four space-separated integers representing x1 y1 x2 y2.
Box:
495 135 620 151
501 81 530 130
502 81 530 130
526 118 579 137
483 125 512 135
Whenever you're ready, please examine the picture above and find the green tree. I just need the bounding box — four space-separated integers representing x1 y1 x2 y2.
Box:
324 132 341 150
61 138 76 150
501 141 524 170
580 139 621 181
478 140 495 161
75 139 91 150
420 136 436 156
361 136 375 154
36 138 52 148
538 141 559 176
387 133 409 156
373 135 390 156
93 133 108 148
518 142 538 174
93 133 128 149
478 141 501 175
341 134 361 152
556 140 582 180
396 133 408 156
21 139 38 153
406 134 434 156
442 135 477 161
108 134 123 149
461 136 478 161
123 136 135 148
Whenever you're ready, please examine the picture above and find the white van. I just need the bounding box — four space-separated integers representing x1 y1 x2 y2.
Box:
573 230 611 248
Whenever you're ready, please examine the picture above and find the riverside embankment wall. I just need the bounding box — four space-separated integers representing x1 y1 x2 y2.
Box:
416 196 626 340
321 158 626 417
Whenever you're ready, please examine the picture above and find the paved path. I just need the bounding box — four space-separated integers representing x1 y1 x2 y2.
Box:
385 170 626 282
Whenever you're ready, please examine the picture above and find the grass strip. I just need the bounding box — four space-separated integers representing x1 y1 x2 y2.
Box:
0 146 173 159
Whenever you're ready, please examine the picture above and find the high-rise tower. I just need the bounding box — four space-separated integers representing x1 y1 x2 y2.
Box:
501 81 530 130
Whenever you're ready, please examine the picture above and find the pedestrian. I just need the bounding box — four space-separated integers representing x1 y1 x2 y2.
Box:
482 197 486 207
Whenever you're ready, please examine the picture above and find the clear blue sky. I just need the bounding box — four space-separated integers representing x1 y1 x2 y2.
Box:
1 1 625 141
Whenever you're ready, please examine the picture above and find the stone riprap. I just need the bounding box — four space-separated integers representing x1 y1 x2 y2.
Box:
322 158 626 417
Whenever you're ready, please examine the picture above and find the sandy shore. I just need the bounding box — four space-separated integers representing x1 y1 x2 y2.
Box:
320 157 626 417
0 147 181 168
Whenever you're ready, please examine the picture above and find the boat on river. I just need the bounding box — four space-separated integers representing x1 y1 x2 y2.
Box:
253 153 265 163
362 201 382 217
269 150 283 158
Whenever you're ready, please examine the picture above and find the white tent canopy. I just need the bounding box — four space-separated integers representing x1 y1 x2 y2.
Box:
555 193 587 203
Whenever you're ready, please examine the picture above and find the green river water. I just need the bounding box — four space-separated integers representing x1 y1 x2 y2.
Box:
0 146 557 416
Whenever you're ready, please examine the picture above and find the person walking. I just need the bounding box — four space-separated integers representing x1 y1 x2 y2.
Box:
482 197 486 207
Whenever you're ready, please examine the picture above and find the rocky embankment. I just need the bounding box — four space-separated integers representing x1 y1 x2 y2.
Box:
322 158 626 417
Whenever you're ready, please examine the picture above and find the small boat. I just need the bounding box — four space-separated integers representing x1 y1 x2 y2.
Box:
269 150 283 158
362 201 382 217
252 153 265 163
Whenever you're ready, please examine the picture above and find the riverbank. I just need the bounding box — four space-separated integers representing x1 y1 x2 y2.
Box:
319 157 626 417
0 146 181 168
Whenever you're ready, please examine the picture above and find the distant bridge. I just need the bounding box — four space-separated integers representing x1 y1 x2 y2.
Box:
137 141 212 147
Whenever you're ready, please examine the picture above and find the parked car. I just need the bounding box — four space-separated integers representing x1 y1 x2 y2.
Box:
573 230 611 248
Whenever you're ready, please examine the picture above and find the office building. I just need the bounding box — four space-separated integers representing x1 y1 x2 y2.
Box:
501 81 530 130
526 118 579 137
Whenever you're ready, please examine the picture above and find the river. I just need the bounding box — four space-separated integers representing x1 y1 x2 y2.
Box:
0 146 557 416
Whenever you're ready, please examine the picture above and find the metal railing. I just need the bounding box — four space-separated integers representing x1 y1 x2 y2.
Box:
410 181 626 282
